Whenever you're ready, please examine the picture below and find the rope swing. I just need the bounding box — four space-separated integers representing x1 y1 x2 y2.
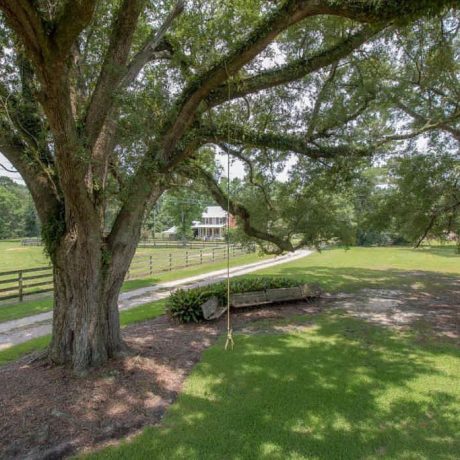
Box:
224 63 234 351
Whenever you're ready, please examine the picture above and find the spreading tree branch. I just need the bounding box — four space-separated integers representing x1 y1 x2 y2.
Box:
207 24 384 107
0 130 61 222
52 0 98 61
192 165 295 253
120 1 185 89
85 0 145 148
199 123 370 160
161 0 446 166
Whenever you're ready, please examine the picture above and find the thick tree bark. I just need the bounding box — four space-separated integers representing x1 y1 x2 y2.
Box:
48 225 137 372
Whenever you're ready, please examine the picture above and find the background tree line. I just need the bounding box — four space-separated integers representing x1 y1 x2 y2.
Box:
0 176 40 239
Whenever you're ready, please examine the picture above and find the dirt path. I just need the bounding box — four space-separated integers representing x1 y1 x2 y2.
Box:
0 274 458 459
0 250 312 350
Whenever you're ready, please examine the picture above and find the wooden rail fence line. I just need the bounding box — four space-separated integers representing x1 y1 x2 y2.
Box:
0 245 252 303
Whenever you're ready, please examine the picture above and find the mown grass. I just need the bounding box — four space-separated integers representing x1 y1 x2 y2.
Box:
254 245 459 293
0 335 51 366
0 299 167 366
0 252 268 323
89 312 460 460
122 252 270 291
0 240 248 272
0 298 53 323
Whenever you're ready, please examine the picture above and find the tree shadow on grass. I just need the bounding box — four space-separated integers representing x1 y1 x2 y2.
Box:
409 245 460 258
96 314 460 459
251 266 460 294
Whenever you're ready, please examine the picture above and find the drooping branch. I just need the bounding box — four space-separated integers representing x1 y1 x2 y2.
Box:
193 166 295 253
0 162 17 173
0 130 61 222
207 24 384 107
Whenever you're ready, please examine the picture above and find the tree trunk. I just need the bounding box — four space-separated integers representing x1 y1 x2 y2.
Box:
48 229 133 372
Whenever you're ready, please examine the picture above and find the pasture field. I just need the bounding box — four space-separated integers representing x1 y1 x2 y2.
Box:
0 239 230 271
255 245 459 293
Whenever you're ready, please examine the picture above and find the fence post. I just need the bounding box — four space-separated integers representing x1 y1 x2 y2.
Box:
185 250 189 267
149 256 153 276
200 249 203 264
212 248 215 262
169 253 172 271
232 245 235 257
18 270 23 302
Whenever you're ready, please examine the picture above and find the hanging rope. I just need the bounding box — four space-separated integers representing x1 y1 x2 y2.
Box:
224 63 234 351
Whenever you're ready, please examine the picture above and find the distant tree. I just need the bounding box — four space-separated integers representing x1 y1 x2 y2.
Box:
0 184 23 238
382 154 460 249
23 201 40 237
0 176 36 238
157 188 209 240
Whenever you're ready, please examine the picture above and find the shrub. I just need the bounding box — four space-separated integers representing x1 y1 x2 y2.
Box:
166 276 306 323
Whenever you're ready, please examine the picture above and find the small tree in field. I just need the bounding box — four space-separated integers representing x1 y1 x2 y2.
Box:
0 0 456 371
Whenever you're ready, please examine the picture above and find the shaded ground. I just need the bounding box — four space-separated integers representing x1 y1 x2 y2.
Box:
324 280 460 341
0 271 458 459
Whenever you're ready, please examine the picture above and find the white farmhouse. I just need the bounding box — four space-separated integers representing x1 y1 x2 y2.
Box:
192 206 235 240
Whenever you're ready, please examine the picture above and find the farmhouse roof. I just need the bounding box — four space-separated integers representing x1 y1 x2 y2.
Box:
202 206 227 218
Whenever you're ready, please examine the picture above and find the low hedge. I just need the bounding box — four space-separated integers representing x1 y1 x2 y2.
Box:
166 276 306 323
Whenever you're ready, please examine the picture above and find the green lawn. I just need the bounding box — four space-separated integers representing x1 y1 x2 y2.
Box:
0 240 244 272
0 240 47 271
0 251 268 323
89 313 460 460
2 245 459 457
254 245 459 293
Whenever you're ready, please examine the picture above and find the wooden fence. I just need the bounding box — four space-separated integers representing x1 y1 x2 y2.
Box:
0 245 252 303
22 238 229 249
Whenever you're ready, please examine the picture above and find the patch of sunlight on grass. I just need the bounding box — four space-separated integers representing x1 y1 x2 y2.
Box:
87 312 460 460
253 246 459 293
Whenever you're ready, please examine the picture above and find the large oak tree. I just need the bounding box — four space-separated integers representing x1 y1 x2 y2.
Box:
0 0 456 371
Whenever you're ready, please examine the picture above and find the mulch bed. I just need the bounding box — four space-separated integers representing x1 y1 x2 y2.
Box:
0 287 458 460
0 302 322 460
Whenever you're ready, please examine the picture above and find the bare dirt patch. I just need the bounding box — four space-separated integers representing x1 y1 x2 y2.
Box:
326 287 459 341
0 280 458 459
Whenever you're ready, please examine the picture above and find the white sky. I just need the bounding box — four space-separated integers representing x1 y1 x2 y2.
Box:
0 153 24 183
217 152 294 182
1 151 294 185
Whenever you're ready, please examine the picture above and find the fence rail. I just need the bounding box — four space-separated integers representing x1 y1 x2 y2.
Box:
22 238 230 249
0 245 252 303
